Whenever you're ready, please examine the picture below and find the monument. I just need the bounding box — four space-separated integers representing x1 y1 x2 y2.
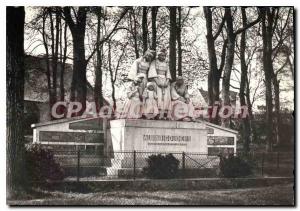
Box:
30 48 238 178
102 49 238 176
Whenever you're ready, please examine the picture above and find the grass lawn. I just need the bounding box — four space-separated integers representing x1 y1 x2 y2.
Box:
8 183 294 206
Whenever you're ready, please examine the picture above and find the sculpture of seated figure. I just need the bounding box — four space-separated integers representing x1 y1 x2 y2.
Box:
170 76 195 121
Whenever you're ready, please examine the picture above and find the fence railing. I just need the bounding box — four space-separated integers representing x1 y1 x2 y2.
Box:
49 150 294 181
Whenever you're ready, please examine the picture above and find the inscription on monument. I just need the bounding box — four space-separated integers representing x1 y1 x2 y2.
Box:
143 134 191 146
143 135 191 142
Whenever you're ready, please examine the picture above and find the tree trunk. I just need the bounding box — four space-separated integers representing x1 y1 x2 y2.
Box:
60 19 67 102
129 10 139 58
203 7 221 124
221 7 235 128
94 7 104 110
273 76 280 145
239 7 251 152
72 31 87 115
49 8 61 119
108 41 117 110
56 11 67 118
177 7 182 76
245 75 257 143
151 7 158 51
6 6 26 198
42 10 53 120
169 7 177 81
64 7 87 116
142 7 148 54
260 8 274 152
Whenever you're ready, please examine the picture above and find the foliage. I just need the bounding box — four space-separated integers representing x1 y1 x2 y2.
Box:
143 153 180 179
219 154 253 177
25 144 64 184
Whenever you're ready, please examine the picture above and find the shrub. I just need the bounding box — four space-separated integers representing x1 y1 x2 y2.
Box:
219 153 253 178
25 144 64 183
143 153 180 179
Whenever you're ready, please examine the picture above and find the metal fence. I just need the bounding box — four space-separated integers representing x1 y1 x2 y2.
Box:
50 150 294 181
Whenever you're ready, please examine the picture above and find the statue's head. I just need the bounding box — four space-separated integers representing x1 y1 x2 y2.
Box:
147 82 156 91
157 49 167 61
176 76 184 86
143 50 154 62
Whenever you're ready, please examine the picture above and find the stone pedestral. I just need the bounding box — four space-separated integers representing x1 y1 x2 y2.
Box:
105 119 209 176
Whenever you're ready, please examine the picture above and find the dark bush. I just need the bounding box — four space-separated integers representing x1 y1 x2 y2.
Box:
219 154 253 178
143 153 180 179
25 144 64 183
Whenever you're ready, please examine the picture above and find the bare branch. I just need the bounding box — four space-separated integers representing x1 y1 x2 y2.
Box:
86 8 129 63
213 15 226 40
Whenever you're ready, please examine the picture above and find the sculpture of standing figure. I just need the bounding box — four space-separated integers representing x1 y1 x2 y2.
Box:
127 50 154 94
148 49 172 119
171 76 195 121
120 74 144 119
142 82 159 119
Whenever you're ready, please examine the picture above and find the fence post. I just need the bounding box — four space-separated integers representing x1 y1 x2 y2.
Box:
182 152 185 178
277 152 279 169
261 152 265 176
77 149 80 182
133 150 136 180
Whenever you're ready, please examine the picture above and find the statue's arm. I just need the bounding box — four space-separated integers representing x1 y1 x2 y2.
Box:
184 85 191 103
170 83 180 101
127 84 138 99
128 59 139 81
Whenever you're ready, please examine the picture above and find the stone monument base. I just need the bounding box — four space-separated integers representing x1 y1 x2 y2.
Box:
105 119 212 177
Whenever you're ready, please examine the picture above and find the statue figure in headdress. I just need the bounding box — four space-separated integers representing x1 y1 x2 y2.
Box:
120 74 145 119
171 76 195 121
148 49 172 119
128 50 154 94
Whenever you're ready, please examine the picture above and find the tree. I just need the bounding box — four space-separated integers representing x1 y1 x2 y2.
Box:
59 13 68 103
221 7 235 127
259 7 277 151
94 7 105 109
25 7 69 118
239 7 251 152
221 7 260 128
142 7 148 54
128 8 140 58
63 7 88 115
151 7 159 51
177 7 182 76
63 7 128 115
203 7 226 124
169 7 177 81
7 6 26 197
107 40 128 110
271 8 292 146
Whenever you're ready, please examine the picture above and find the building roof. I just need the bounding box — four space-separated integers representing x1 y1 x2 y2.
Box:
31 116 102 128
198 87 238 105
199 88 209 104
196 120 239 134
24 55 95 103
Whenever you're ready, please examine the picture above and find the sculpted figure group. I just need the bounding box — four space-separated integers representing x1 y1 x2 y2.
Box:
120 49 195 121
